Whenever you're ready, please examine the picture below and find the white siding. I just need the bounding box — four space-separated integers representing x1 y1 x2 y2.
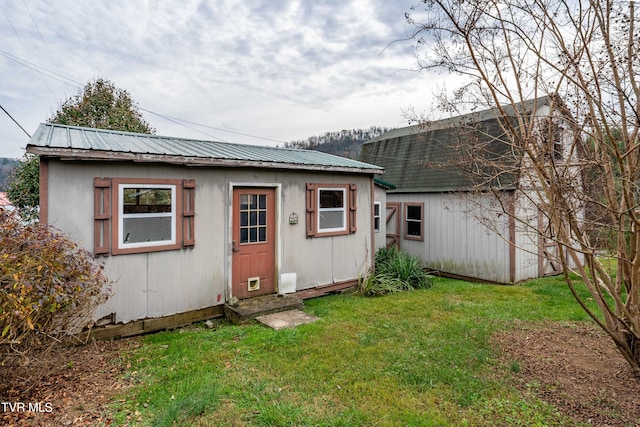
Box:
513 193 542 281
276 172 374 289
388 192 513 283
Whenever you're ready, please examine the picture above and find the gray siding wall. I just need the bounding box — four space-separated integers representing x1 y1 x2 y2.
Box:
513 194 543 282
388 192 513 283
45 161 374 323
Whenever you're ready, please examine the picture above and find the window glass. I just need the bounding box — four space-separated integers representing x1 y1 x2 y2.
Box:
407 220 421 236
320 190 344 208
407 205 421 221
119 184 175 248
406 204 422 237
374 202 381 232
123 188 171 213
320 211 344 229
123 217 172 243
318 188 346 231
554 141 563 160
239 193 268 244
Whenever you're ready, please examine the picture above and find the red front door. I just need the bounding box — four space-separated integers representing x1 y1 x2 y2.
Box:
232 188 276 299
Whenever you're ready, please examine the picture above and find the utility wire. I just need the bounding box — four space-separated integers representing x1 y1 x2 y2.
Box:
0 104 31 138
140 108 287 144
3 52 287 145
0 49 81 87
22 0 60 75
141 109 229 142
0 3 54 98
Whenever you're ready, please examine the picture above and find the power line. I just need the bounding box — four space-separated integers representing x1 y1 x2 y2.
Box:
22 0 60 75
0 49 81 87
0 3 54 98
140 108 287 144
3 51 288 145
0 104 31 138
141 109 230 142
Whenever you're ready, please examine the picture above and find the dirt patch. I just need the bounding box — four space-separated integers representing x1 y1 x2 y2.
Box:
0 338 140 426
492 322 640 427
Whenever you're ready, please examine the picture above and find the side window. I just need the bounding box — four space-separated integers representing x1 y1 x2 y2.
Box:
373 201 381 232
120 185 176 248
404 202 424 241
553 132 563 160
93 178 195 256
541 118 563 160
306 183 357 237
318 188 346 233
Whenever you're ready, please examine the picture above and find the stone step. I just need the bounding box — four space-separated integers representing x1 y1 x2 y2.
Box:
256 309 319 330
224 294 304 325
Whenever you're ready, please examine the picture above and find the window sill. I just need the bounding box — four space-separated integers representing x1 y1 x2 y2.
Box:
313 229 350 238
112 242 183 255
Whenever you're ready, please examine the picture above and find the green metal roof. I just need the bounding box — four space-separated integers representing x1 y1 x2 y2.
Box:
361 97 551 192
373 176 396 190
27 123 384 175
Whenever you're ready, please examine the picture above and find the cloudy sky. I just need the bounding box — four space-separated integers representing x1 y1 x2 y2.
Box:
0 0 443 159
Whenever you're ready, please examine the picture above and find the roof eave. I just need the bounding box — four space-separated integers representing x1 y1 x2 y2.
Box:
388 185 517 194
27 146 384 175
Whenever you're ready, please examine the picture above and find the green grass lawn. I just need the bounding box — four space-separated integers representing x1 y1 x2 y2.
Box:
111 274 595 426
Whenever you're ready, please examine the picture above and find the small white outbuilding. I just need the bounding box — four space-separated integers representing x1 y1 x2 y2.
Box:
27 123 384 335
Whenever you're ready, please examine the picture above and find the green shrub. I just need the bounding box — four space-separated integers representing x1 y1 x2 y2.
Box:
359 247 432 296
0 208 111 364
6 156 39 222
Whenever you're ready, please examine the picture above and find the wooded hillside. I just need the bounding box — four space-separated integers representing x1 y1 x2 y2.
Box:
284 127 390 159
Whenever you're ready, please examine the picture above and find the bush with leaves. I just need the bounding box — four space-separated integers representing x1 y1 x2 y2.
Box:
359 247 432 296
0 208 111 364
6 155 39 222
6 78 155 222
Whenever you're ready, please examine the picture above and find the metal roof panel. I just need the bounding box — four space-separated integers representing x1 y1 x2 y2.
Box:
28 123 383 173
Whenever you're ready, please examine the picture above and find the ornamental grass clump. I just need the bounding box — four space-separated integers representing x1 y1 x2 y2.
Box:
359 247 432 296
0 208 111 365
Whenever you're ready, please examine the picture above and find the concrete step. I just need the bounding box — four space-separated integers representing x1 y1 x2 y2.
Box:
224 294 304 325
256 309 319 330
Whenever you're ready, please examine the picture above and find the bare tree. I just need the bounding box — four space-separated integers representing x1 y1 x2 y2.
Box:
407 0 639 372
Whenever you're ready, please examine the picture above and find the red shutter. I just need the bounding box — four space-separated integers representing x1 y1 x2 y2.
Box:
306 183 317 237
182 179 196 247
348 184 357 233
94 177 111 256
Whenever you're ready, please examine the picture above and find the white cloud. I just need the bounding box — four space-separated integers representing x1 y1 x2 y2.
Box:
0 0 439 158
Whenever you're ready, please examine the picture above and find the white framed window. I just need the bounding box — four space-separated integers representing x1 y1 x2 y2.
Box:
94 177 195 256
374 201 381 232
318 188 346 232
118 183 176 249
306 183 356 237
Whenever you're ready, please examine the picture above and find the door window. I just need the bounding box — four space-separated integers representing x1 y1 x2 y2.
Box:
239 194 267 244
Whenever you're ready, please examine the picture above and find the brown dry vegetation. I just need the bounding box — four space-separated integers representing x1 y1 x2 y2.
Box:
0 339 140 426
492 322 640 427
